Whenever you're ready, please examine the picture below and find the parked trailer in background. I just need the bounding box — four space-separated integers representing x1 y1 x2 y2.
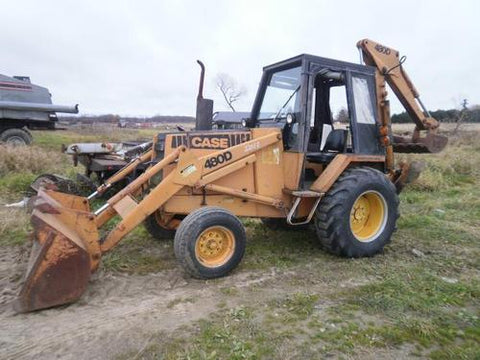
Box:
62 140 154 189
212 111 250 129
0 74 78 145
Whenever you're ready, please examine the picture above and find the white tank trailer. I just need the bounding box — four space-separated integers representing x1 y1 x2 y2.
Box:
0 74 78 145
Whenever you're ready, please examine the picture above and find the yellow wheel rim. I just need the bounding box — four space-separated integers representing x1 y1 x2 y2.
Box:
195 226 235 267
350 191 387 242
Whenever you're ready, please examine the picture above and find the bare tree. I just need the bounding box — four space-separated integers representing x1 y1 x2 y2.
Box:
215 73 246 112
453 98 469 135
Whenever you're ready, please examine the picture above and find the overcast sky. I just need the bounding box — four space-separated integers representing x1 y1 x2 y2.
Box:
1 0 478 116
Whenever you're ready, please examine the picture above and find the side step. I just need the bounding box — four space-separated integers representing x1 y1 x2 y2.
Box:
283 189 323 226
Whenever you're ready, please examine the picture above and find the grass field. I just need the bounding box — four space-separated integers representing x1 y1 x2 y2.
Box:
0 125 479 359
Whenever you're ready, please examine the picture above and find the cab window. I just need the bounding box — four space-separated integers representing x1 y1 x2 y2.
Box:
308 70 352 153
258 66 302 121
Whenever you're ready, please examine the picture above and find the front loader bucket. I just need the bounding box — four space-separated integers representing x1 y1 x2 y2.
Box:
14 190 100 313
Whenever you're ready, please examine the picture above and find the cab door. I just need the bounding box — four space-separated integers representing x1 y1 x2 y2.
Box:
346 72 384 155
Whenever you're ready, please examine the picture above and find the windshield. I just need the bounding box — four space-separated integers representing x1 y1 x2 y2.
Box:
258 66 302 121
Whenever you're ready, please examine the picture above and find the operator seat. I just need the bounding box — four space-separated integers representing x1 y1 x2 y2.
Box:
306 129 348 163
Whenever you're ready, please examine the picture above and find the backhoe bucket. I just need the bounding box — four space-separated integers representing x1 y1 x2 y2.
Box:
393 133 448 153
14 190 100 313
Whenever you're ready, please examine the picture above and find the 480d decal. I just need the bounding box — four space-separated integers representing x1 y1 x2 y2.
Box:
204 151 233 169
374 44 391 55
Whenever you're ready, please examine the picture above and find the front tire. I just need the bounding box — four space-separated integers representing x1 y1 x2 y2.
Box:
315 167 399 257
174 207 246 279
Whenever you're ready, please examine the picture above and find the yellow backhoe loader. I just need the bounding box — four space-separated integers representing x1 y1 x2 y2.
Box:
15 39 447 313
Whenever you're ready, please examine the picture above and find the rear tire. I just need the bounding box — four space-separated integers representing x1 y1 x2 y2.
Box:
174 207 246 279
144 211 176 240
315 167 398 257
0 128 32 145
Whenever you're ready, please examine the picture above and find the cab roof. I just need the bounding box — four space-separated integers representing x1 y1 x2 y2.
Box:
263 53 376 76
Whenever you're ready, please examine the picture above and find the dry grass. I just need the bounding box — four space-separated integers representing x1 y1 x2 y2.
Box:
0 144 70 200
0 203 30 246
0 144 65 176
396 129 480 191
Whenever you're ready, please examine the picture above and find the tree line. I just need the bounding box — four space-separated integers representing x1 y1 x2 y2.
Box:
392 105 480 123
59 114 195 125
59 105 479 126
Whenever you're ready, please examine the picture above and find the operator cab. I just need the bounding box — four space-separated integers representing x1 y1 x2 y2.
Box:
249 54 384 160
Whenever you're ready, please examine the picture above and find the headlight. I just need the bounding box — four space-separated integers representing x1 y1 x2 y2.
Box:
286 113 295 124
241 119 247 127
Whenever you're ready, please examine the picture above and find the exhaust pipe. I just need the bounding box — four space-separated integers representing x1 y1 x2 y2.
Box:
195 60 213 130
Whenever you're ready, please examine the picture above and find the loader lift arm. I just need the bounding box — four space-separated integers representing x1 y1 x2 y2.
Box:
99 131 283 252
357 39 447 155
16 130 285 312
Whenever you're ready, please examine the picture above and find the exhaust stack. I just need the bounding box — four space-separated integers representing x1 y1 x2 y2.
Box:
195 60 213 130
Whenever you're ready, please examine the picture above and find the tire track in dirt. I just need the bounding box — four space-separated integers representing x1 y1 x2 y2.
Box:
0 246 283 360
2 273 189 359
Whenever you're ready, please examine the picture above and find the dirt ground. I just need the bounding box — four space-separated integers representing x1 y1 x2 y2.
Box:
0 243 416 360
0 245 288 359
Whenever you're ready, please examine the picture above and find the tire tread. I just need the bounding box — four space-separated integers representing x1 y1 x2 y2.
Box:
315 167 399 257
174 206 245 279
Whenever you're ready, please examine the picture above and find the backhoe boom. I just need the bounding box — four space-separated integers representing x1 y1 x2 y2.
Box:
357 39 447 154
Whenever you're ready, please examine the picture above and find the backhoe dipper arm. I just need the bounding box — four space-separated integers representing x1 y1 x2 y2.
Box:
357 39 447 155
357 39 439 131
